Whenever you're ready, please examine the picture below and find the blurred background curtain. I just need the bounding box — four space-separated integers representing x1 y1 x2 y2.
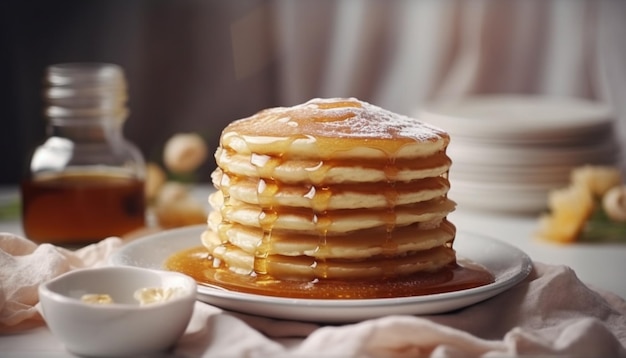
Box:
2 0 625 183
273 0 626 138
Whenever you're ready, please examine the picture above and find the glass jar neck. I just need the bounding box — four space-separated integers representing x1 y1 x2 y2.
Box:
47 117 126 144
43 63 130 144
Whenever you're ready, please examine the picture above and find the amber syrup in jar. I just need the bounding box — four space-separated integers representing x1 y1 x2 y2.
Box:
22 170 145 244
21 63 146 245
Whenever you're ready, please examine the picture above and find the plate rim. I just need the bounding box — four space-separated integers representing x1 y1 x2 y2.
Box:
110 225 533 320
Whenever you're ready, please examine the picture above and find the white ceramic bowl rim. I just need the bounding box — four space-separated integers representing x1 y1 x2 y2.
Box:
40 266 197 310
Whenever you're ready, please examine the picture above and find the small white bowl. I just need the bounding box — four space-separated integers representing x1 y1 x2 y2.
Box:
38 266 197 357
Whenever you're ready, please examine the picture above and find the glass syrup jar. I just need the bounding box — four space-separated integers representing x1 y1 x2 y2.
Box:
21 63 146 245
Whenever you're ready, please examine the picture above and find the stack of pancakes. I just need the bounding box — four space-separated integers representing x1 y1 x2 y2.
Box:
202 98 456 282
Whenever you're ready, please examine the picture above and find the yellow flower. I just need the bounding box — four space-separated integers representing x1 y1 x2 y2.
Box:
536 184 594 243
603 185 626 222
571 165 622 197
153 182 207 229
163 133 208 174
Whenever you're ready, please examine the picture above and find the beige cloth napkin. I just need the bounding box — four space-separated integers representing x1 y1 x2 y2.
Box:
0 232 122 333
1 232 625 357
177 263 626 358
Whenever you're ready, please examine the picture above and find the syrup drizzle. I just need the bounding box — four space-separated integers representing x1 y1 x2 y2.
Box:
171 98 494 299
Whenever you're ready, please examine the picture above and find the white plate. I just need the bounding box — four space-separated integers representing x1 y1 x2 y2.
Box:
419 95 614 144
447 138 619 167
110 225 532 323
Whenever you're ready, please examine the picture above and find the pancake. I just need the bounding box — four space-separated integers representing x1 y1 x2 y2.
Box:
202 97 456 282
211 169 451 210
203 218 456 259
214 148 452 184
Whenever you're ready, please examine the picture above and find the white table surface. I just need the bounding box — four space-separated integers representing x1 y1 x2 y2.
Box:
1 185 625 356
449 210 626 299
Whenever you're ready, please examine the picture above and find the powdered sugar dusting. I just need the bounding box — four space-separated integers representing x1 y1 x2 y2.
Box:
229 98 449 143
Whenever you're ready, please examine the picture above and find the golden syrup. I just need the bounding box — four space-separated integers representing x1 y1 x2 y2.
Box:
165 246 494 299
21 171 145 245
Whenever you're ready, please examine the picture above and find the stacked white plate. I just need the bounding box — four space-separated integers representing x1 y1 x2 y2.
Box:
418 95 620 213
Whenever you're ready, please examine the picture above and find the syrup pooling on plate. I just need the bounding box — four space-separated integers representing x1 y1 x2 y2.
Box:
165 246 494 299
172 98 494 298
